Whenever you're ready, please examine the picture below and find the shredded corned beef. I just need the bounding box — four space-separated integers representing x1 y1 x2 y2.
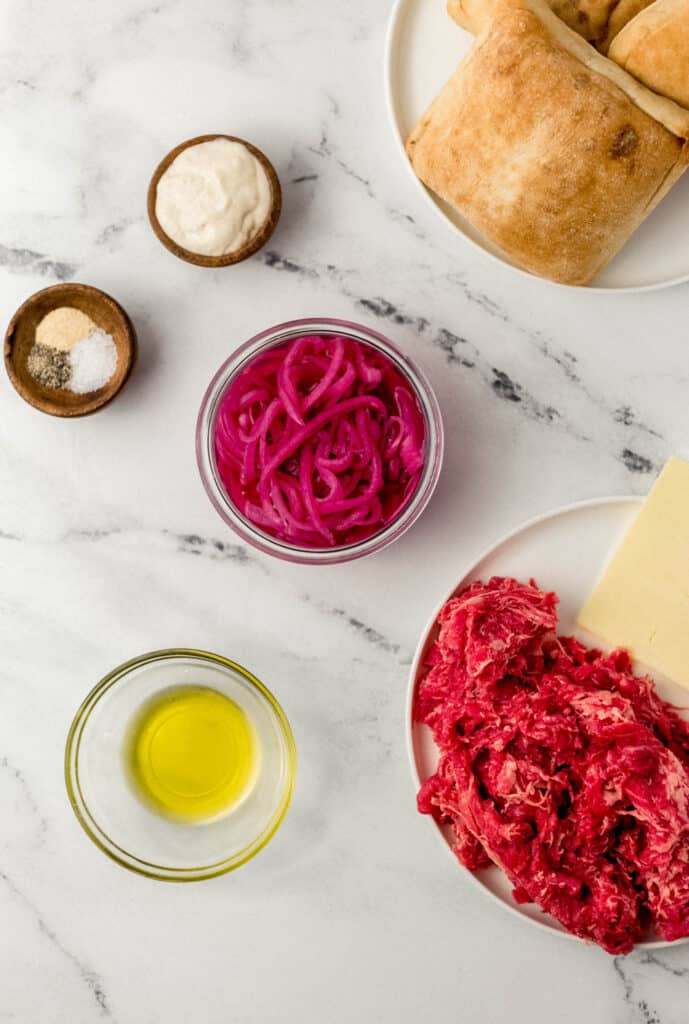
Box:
415 577 689 954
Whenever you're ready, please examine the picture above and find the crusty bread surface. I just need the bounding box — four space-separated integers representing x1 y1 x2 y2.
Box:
447 0 655 48
408 0 689 284
609 0 689 108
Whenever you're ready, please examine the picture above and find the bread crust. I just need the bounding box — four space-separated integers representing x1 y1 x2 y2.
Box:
447 0 654 49
609 0 689 107
409 0 689 284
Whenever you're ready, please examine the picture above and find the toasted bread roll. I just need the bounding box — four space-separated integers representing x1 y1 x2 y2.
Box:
409 0 689 285
609 0 689 107
447 0 654 48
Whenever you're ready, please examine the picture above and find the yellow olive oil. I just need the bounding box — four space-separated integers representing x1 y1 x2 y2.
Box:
125 685 258 823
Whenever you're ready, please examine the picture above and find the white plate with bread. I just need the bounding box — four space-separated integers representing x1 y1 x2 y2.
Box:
385 0 689 290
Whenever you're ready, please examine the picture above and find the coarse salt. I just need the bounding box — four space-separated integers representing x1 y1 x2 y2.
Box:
69 329 118 394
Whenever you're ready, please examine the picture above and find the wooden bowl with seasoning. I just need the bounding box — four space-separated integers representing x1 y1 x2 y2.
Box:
4 282 137 418
147 134 282 268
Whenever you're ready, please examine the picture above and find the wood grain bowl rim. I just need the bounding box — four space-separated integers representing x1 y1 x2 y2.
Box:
147 134 283 268
4 282 138 418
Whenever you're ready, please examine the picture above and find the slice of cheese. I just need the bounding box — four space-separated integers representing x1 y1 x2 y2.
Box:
578 456 689 691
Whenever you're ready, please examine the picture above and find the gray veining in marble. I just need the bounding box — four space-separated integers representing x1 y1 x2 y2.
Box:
2 0 689 1021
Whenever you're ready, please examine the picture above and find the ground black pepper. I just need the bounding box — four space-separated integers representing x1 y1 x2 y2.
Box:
26 343 71 389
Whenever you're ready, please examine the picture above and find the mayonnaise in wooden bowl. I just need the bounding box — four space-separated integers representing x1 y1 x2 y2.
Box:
147 134 282 268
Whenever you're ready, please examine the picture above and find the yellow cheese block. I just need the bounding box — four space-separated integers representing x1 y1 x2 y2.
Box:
578 456 689 691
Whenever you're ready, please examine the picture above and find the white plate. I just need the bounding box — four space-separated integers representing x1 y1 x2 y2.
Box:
407 496 689 949
385 0 689 292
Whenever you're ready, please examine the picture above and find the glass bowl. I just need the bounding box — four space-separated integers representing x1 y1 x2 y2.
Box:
196 317 444 565
64 650 296 881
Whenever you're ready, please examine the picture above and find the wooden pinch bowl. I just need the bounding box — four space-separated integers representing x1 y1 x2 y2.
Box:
147 134 282 268
4 282 137 418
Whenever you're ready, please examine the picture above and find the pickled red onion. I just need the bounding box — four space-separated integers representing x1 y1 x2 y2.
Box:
213 334 427 548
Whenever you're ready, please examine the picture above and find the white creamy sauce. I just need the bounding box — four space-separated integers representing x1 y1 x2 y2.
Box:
155 139 272 257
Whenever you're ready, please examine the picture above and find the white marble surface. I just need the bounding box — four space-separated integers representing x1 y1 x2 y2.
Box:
2 1 689 1021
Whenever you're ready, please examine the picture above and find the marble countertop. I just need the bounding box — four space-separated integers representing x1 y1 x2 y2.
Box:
2 0 689 1021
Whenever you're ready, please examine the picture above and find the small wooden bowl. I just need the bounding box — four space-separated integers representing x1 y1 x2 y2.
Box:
147 134 282 268
4 283 137 418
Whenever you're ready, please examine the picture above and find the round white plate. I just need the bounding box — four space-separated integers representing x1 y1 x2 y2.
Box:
385 0 689 292
407 496 689 948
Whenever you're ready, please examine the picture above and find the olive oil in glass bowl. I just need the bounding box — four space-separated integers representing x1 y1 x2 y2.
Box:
124 684 259 824
65 650 296 881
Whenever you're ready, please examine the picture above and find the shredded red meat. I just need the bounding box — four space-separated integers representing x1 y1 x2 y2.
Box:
415 577 689 954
